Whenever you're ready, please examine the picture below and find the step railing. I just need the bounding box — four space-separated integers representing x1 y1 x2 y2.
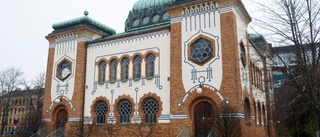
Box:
46 127 64 137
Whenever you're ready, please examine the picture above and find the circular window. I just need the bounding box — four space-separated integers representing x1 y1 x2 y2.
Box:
152 14 160 23
132 19 140 27
162 12 169 21
190 38 213 63
142 16 150 25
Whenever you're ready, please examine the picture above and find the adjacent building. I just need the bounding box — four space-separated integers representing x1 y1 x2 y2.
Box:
0 88 44 135
41 0 276 136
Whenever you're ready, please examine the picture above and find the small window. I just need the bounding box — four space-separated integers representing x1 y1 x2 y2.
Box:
94 100 108 124
133 56 142 79
99 61 106 82
110 59 118 82
117 99 132 124
121 58 130 80
142 97 159 124
146 54 155 77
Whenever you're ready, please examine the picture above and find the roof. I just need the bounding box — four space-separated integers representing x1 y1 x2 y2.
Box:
248 34 269 46
50 11 116 36
132 0 175 11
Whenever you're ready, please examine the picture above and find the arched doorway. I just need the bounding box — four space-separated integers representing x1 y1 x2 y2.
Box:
194 101 214 137
55 109 68 129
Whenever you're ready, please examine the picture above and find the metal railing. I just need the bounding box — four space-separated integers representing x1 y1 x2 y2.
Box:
45 127 64 137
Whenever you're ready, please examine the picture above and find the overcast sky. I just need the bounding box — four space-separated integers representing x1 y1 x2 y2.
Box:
0 0 255 82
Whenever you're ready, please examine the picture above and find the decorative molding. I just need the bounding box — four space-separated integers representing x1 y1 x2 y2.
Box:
41 118 51 122
88 30 170 49
69 117 82 122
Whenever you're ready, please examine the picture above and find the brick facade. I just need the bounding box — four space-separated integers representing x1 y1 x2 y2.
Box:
41 0 276 136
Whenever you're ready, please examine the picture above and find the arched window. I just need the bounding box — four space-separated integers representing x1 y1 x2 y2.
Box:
110 59 118 82
142 97 159 124
121 58 130 80
99 61 106 82
244 98 250 125
258 102 262 126
146 54 155 77
94 100 108 124
262 104 266 126
240 42 247 66
133 56 142 79
117 99 132 124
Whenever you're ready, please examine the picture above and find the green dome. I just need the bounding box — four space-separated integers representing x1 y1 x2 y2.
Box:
125 0 177 32
51 11 116 36
132 0 175 11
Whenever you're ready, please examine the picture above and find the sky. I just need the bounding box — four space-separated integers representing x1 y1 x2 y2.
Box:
0 0 255 82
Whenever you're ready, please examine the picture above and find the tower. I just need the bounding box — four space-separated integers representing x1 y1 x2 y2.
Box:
41 11 116 136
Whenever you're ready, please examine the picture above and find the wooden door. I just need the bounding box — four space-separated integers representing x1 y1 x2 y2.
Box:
194 102 214 137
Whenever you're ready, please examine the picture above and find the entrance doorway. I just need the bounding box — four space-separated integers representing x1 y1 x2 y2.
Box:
56 109 68 129
194 101 214 137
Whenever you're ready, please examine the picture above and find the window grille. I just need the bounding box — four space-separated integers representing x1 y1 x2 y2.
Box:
146 54 155 77
142 97 159 123
99 61 106 82
191 38 213 63
121 58 130 80
110 59 118 81
117 99 132 124
94 100 108 124
134 56 142 78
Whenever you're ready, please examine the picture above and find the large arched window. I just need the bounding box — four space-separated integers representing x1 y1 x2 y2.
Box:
133 56 142 79
244 98 251 125
146 54 155 77
94 100 108 124
110 59 118 82
117 98 132 124
99 61 106 82
121 58 130 80
142 97 159 124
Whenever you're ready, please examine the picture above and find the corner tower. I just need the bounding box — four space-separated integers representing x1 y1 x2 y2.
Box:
41 11 116 136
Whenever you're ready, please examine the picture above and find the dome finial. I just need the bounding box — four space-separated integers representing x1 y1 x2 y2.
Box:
84 10 89 16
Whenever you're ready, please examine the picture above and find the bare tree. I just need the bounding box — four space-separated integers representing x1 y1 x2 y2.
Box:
251 0 320 136
212 104 242 137
32 71 45 89
130 119 161 137
0 67 24 134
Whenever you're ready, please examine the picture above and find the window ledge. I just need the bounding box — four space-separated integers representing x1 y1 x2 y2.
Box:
146 76 154 80
95 123 106 126
109 80 116 84
98 81 104 85
133 78 141 81
121 79 128 82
